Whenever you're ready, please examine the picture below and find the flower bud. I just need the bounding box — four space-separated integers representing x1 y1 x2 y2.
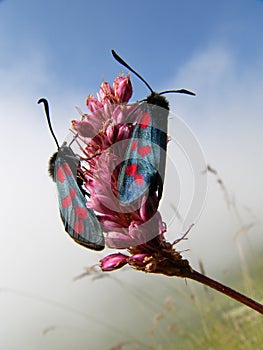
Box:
86 95 103 113
128 253 150 267
113 76 132 102
98 81 115 102
100 253 128 271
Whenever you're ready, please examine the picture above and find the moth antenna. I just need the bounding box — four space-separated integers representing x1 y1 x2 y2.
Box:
159 89 196 96
68 132 79 148
38 98 60 150
112 49 154 94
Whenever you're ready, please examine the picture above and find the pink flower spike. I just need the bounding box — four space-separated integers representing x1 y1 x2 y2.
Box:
113 76 132 102
100 253 129 271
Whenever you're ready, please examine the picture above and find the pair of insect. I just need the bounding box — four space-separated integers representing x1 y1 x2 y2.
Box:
38 50 195 251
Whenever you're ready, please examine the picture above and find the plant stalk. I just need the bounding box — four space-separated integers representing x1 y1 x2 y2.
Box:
185 269 263 314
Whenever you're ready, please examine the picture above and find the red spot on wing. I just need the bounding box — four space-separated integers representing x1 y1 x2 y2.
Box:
57 166 65 183
74 220 84 234
75 206 88 219
62 195 72 208
138 145 151 157
125 163 137 176
140 112 151 129
131 140 137 151
70 188 77 198
62 162 72 176
134 174 145 186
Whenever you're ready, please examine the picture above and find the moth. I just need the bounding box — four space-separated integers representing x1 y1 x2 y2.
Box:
112 50 195 205
38 98 105 251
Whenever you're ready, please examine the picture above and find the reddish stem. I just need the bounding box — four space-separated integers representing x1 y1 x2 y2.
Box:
185 269 263 314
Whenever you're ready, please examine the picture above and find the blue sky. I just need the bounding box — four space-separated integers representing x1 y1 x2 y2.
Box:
2 0 263 98
1 1 263 349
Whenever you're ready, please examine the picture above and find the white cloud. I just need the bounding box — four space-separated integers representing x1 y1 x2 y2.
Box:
161 45 263 269
0 52 115 349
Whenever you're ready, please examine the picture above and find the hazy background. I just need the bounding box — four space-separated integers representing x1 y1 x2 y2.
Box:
0 1 263 349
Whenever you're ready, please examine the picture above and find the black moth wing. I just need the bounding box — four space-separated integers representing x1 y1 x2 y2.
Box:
117 92 169 204
51 144 105 251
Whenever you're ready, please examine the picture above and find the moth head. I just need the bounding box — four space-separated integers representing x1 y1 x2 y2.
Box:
147 92 169 110
111 50 195 108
